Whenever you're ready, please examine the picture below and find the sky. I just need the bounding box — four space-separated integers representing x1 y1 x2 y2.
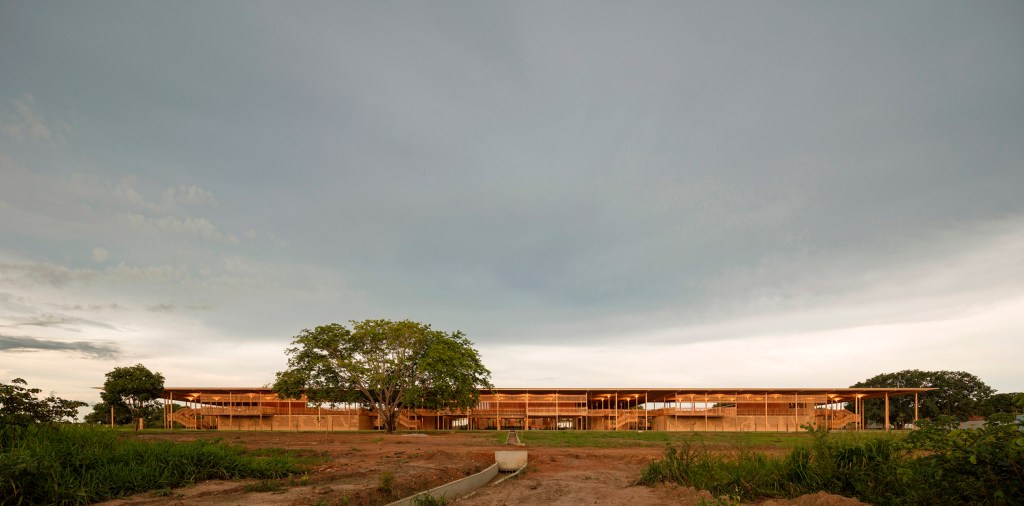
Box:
1 1 1023 410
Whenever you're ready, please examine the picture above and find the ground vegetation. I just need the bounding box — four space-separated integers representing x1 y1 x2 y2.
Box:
639 416 1024 504
0 424 319 505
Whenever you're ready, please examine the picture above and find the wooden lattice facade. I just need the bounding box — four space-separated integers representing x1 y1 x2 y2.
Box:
160 387 931 432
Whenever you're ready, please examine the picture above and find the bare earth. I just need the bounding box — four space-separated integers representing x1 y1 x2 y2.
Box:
96 431 865 506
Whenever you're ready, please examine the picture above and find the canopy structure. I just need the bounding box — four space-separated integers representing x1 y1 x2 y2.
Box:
160 386 931 433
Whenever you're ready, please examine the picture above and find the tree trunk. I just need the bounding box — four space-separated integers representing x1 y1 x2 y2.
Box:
383 408 398 434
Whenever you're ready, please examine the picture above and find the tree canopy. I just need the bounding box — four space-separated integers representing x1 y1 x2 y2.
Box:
0 378 86 427
274 319 492 433
100 364 165 431
851 369 996 425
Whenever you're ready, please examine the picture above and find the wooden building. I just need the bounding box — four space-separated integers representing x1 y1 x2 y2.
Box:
161 387 930 432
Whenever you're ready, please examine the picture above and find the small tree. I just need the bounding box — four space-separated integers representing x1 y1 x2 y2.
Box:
0 378 86 427
100 364 165 430
274 319 492 433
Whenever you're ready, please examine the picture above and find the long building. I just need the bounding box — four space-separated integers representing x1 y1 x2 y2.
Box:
161 387 931 432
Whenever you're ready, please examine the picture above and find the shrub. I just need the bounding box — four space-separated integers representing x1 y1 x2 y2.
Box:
640 418 1024 505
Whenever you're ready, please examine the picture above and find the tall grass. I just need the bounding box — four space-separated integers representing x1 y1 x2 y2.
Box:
0 424 318 505
514 429 831 448
639 417 1024 505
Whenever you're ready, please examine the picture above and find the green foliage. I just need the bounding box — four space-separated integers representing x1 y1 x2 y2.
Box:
900 413 1024 503
851 369 995 424
377 470 395 495
406 329 492 413
0 378 86 427
82 401 166 427
100 364 165 431
413 492 448 505
981 392 1024 416
516 429 831 449
0 424 314 505
639 418 1024 505
274 319 492 433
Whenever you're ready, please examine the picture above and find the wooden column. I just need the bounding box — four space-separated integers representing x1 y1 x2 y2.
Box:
704 393 708 431
525 392 529 431
793 393 798 432
855 396 860 431
614 392 618 431
555 391 559 430
914 392 919 427
764 393 768 431
884 392 890 432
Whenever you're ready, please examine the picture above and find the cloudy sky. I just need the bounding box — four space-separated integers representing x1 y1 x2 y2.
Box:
2 2 1022 408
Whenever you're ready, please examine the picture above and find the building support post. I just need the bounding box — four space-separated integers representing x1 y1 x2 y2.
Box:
704 393 708 431
884 392 890 431
644 392 648 431
914 392 919 428
614 392 618 431
795 393 800 432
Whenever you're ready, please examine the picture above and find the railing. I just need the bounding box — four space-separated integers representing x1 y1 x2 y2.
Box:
817 409 859 429
470 407 589 416
646 407 737 417
190 406 367 416
615 412 638 430
171 408 216 429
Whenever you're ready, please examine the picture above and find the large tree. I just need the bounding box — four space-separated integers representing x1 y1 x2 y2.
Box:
274 319 492 433
0 378 86 427
851 369 995 425
100 364 165 431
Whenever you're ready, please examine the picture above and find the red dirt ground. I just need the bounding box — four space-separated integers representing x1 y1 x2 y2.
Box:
95 431 865 506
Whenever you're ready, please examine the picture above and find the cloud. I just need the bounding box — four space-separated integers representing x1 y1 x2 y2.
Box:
0 260 186 289
2 313 118 331
163 185 219 208
48 303 126 312
116 213 238 244
0 262 97 288
0 334 120 359
91 247 109 263
1 94 52 142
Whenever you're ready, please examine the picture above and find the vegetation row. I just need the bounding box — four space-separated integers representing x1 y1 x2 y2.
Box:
639 415 1024 505
0 424 319 505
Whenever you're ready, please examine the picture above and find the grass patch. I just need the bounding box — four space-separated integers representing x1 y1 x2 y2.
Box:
412 492 448 505
244 479 285 493
0 424 325 505
376 470 396 495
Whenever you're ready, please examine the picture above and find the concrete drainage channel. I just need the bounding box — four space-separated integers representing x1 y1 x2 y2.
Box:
386 433 527 505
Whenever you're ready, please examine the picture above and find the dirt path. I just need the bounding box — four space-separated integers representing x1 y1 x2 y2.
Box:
96 431 865 506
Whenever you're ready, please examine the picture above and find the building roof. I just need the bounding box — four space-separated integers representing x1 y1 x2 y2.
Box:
162 386 933 402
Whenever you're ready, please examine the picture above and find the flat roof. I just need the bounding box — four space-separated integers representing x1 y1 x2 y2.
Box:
162 386 933 402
